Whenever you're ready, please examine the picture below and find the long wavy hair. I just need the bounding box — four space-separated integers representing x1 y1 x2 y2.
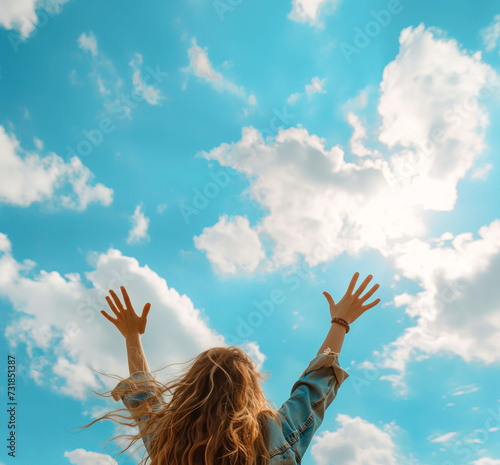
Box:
76 346 284 465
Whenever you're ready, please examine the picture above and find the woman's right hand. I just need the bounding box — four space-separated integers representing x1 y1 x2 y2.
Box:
323 272 381 325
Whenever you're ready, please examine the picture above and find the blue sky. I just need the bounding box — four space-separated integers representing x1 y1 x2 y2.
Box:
1 0 500 464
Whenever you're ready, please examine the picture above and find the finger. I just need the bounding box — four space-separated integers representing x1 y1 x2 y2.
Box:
106 296 120 317
359 283 380 304
101 310 118 324
109 289 125 312
120 286 132 309
360 298 381 311
141 303 151 320
353 274 373 299
347 272 360 295
323 291 335 307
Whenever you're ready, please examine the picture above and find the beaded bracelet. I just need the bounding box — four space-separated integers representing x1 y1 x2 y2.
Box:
331 317 350 333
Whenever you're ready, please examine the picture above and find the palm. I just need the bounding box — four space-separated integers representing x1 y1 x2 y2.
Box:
100 286 151 339
323 272 381 324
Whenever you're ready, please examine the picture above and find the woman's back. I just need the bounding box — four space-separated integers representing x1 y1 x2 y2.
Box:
111 348 349 464
94 272 379 464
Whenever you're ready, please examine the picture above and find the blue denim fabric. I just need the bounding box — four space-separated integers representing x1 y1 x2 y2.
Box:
111 350 349 464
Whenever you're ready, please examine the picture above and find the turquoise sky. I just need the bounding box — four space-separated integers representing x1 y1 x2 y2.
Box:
1 1 500 464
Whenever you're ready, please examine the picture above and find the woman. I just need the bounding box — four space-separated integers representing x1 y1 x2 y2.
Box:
89 271 380 465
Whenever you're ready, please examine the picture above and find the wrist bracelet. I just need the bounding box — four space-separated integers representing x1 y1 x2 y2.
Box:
331 317 350 333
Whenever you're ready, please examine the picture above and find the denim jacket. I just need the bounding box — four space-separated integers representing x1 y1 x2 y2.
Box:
111 348 349 464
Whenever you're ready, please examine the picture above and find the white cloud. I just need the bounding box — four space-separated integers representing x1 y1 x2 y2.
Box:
0 0 68 39
68 69 78 85
470 163 493 180
77 31 98 57
288 0 340 27
342 87 370 112
429 431 458 443
33 137 43 150
369 219 500 395
378 24 497 211
0 236 266 399
194 215 266 275
287 76 327 105
0 125 113 210
347 112 381 158
129 53 164 105
450 383 480 396
241 341 266 371
311 414 404 465
126 204 150 244
305 76 326 95
472 459 500 465
181 37 246 100
157 203 168 213
194 25 498 275
197 125 422 273
78 32 126 112
480 15 500 52
64 448 117 465
286 92 302 105
95 76 110 96
0 233 11 253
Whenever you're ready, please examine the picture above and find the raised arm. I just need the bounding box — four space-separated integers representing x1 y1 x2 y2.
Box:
276 272 381 463
318 272 380 355
101 286 152 375
125 334 150 374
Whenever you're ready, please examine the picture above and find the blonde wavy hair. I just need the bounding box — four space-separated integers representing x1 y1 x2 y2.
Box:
77 346 284 465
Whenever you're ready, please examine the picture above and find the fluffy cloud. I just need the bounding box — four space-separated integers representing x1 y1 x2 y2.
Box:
305 76 327 95
472 459 500 465
181 37 248 101
480 15 500 52
64 448 117 465
470 163 493 180
0 234 266 399
77 31 98 56
197 124 421 272
77 31 128 111
195 24 496 275
0 0 68 39
347 112 382 158
311 414 405 465
288 0 340 27
194 215 266 275
126 204 150 244
368 219 500 395
0 125 113 210
287 76 327 104
378 24 497 211
129 53 164 105
428 431 458 443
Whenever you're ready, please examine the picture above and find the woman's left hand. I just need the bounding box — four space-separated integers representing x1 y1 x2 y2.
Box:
101 286 151 339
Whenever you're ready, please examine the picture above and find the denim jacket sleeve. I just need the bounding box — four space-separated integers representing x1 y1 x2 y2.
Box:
111 371 164 455
276 349 349 463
